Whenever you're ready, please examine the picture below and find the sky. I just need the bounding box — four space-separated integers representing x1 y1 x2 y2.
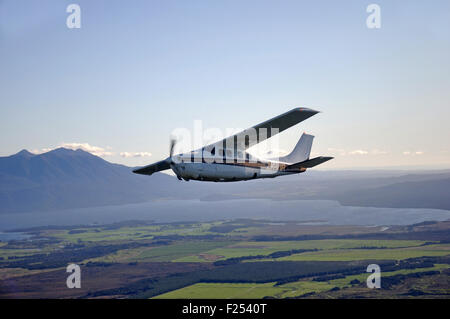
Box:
1 0 450 169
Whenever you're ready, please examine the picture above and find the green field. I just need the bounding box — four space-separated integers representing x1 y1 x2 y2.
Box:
153 282 286 299
89 240 237 263
44 222 224 243
153 264 450 299
328 264 450 287
173 239 430 262
0 248 45 260
260 245 450 262
2 219 449 299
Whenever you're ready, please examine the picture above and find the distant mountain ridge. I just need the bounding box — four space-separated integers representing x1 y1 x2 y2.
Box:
1 148 449 214
0 148 183 213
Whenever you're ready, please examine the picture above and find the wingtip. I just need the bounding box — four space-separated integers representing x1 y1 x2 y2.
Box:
296 107 320 114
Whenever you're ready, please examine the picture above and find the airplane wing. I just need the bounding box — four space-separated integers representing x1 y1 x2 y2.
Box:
204 108 319 152
133 159 170 176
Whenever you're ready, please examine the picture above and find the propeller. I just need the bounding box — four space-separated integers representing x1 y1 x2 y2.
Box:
168 138 182 180
169 138 176 159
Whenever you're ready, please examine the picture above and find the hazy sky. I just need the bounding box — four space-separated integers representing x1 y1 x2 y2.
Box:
1 0 449 169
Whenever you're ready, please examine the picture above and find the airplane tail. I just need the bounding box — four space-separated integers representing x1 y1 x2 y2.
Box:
279 133 314 164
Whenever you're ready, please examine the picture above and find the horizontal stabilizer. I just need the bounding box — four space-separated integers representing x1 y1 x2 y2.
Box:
285 156 333 170
133 159 170 176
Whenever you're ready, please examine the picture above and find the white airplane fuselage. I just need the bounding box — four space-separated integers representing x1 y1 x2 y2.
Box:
170 152 302 182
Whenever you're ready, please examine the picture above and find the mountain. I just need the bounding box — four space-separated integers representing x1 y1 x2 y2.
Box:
331 178 450 210
0 148 185 213
193 169 450 210
1 148 449 214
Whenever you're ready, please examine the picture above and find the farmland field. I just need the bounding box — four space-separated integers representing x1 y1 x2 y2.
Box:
1 219 449 299
174 239 431 262
154 264 450 299
260 245 450 262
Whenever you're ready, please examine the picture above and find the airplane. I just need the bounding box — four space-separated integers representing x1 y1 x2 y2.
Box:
133 107 333 182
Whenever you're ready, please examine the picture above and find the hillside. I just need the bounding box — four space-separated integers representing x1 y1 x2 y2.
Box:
0 148 182 213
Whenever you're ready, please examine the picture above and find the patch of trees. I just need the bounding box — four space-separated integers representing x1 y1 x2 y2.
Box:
313 274 346 282
277 262 395 286
152 234 222 240
86 256 450 298
87 260 382 298
348 246 388 250
382 271 440 289
311 257 440 283
100 220 155 230
252 229 450 242
85 261 115 267
403 289 428 296
0 242 149 270
150 240 171 246
68 230 88 234
2 238 62 249
213 249 318 266
349 279 361 285
209 225 243 233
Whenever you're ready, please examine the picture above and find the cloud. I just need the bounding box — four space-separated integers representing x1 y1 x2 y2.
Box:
349 150 369 155
60 143 113 157
327 148 346 156
32 143 113 157
403 151 424 156
326 148 388 157
31 143 153 159
120 152 152 158
371 149 388 155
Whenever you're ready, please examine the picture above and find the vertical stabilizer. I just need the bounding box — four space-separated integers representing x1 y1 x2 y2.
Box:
279 133 314 164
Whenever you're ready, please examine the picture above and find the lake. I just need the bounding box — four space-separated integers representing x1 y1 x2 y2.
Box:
0 231 32 241
0 199 449 231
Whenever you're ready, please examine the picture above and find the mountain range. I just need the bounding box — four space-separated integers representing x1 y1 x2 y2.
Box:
1 148 449 214
0 148 190 213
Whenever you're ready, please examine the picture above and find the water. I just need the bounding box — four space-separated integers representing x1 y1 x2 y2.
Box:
0 231 32 241
0 199 449 231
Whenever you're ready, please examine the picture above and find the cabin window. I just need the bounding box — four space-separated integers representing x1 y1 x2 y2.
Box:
211 147 215 156
246 153 250 162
